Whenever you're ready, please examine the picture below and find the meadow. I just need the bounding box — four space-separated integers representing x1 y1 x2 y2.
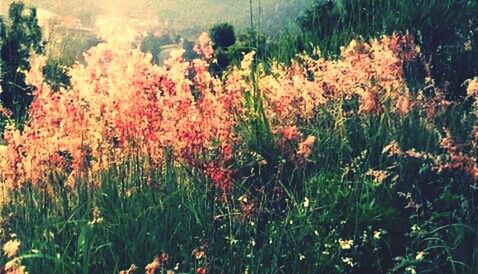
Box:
0 1 478 273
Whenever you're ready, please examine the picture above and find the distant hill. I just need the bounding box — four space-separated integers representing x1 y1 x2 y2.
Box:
1 0 314 34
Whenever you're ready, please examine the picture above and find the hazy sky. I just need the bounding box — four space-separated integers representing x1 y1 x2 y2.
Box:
1 0 314 33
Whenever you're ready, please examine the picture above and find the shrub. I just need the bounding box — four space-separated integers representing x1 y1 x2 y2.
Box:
0 2 43 121
210 23 236 49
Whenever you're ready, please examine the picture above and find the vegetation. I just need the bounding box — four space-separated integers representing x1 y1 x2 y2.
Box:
298 0 478 97
0 1 477 274
0 1 43 121
210 23 236 49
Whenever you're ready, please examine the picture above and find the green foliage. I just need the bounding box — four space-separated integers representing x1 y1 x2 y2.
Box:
236 29 267 59
209 25 268 76
210 23 236 48
42 59 71 92
52 30 101 66
0 1 44 121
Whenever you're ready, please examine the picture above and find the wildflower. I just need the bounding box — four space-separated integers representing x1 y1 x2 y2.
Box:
145 253 169 274
360 90 379 114
239 196 257 222
464 40 473 51
297 136 316 159
382 140 402 156
396 95 411 115
366 170 389 185
144 259 160 274
466 78 478 97
89 207 103 225
342 257 355 267
3 239 20 258
282 126 300 141
0 105 12 118
303 197 310 208
192 241 208 260
119 264 137 274
238 195 248 203
4 259 27 274
338 239 353 250
415 251 426 261
373 230 381 240
406 267 417 274
194 32 214 60
411 224 420 231
204 164 234 195
240 51 255 71
192 249 206 259
0 33 419 196
196 267 207 274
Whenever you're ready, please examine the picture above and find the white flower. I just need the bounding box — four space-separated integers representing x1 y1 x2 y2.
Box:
342 257 355 267
303 197 310 208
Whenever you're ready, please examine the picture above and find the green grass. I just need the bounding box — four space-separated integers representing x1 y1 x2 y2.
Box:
1 100 476 273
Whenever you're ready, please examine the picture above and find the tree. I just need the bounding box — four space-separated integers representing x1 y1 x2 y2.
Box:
183 39 199 61
140 33 177 65
210 23 236 49
0 1 44 120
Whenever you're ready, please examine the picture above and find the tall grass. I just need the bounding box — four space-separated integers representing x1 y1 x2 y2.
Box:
0 1 477 274
2 94 477 273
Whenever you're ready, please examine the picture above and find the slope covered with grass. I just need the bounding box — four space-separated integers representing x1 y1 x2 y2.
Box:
0 1 477 274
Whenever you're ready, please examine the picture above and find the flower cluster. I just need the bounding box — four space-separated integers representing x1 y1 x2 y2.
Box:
1 34 241 191
259 33 419 131
0 33 419 194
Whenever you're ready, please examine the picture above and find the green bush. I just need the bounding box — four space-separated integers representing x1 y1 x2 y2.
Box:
210 23 236 49
0 2 43 122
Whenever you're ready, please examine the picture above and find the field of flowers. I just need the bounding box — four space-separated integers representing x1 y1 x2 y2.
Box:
1 5 478 273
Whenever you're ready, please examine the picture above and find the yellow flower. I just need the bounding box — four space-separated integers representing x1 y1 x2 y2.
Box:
4 258 26 274
411 224 420 231
339 239 353 250
3 239 20 258
416 251 426 261
466 78 478 97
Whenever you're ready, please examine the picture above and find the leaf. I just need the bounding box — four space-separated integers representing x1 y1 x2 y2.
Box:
77 222 93 256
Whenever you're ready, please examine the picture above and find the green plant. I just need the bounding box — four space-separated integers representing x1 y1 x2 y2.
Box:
298 0 478 97
0 1 44 122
